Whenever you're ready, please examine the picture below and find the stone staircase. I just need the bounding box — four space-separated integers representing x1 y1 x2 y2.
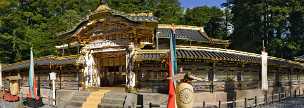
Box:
98 92 127 108
82 90 110 108
64 91 90 108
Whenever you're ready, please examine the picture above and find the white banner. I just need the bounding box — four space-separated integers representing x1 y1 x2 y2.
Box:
261 51 268 90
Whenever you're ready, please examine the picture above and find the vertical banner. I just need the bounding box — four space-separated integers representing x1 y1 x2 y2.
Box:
261 51 268 90
170 25 177 81
167 25 177 108
29 47 35 98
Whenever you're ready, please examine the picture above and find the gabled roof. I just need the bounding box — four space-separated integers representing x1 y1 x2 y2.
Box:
157 24 230 45
58 4 158 39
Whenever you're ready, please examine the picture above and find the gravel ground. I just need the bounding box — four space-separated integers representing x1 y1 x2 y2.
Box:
0 89 77 108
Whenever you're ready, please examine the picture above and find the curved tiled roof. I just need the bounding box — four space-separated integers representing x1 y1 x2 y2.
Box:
157 28 209 42
295 55 304 62
135 46 304 68
157 24 230 44
2 55 81 72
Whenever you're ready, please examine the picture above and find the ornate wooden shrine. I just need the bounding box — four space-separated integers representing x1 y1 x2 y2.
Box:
2 3 304 95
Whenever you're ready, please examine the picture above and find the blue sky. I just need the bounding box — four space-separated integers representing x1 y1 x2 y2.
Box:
180 0 225 8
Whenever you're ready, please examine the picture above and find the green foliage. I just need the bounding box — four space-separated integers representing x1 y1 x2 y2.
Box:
0 0 99 63
231 0 304 59
0 0 183 63
108 0 183 24
181 6 227 39
184 6 223 26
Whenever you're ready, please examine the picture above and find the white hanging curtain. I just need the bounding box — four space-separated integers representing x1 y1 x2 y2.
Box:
84 51 100 87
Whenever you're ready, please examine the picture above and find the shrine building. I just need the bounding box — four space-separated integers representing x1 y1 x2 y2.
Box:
2 3 304 102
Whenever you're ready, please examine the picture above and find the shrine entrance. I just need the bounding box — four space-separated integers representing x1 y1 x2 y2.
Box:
94 51 127 87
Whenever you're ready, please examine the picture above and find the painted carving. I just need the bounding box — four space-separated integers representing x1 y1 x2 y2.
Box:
176 82 194 108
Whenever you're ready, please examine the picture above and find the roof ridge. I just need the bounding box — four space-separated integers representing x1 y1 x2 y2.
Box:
158 24 203 30
176 46 292 61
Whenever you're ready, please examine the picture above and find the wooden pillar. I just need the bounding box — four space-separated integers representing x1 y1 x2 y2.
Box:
48 64 50 89
225 63 229 80
62 48 65 56
210 62 215 93
77 64 80 91
237 64 245 90
299 69 304 84
274 67 280 93
59 65 62 89
296 68 299 81
289 68 293 95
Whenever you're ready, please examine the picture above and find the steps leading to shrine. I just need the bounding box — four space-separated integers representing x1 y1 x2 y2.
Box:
98 92 127 108
81 90 110 108
64 91 90 108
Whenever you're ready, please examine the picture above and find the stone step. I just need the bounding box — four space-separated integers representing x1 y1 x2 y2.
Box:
71 96 87 102
104 93 127 98
65 105 82 108
102 98 125 105
87 95 103 100
69 100 85 106
64 101 83 108
64 91 90 108
98 103 124 108
74 92 90 97
82 102 98 108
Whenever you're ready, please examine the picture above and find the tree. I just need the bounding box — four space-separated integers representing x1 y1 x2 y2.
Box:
0 0 99 63
183 6 227 39
0 0 182 63
108 0 182 24
230 0 304 59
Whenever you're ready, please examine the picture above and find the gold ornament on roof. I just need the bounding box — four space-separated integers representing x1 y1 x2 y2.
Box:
95 4 110 13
